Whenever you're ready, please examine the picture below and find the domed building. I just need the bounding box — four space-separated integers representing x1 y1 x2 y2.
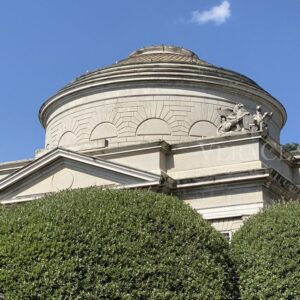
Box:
0 45 299 235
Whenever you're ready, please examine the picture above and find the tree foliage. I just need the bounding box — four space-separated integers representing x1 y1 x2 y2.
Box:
231 201 300 299
0 188 234 299
283 142 300 154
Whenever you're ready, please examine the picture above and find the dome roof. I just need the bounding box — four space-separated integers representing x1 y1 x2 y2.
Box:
46 45 265 98
115 45 211 66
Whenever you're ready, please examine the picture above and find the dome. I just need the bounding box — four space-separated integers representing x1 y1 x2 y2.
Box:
116 45 211 66
39 45 287 151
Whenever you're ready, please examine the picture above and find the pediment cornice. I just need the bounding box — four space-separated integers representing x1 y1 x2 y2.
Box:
0 147 161 193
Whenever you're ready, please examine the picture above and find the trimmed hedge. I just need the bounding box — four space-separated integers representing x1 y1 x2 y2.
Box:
0 188 234 299
231 201 300 299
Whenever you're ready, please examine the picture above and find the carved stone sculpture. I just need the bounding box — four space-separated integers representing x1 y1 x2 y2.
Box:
217 103 251 135
252 105 273 133
217 103 273 136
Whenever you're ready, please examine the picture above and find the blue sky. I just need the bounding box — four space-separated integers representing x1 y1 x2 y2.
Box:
0 1 299 162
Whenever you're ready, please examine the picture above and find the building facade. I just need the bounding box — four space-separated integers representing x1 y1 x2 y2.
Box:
1 45 299 234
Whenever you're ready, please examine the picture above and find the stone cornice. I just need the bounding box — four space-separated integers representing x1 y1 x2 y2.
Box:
0 159 33 173
294 155 300 166
175 167 300 197
175 168 270 189
39 62 287 129
0 180 166 205
265 169 300 198
0 148 161 192
81 140 171 158
75 133 295 169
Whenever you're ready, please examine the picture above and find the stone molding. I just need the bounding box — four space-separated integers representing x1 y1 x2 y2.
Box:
0 148 161 194
39 63 286 128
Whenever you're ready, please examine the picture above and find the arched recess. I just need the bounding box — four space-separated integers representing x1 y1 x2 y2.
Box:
189 121 217 138
58 131 77 147
136 118 171 136
90 122 118 141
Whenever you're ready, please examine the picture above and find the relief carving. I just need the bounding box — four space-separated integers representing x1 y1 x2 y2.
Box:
217 103 273 136
252 105 273 132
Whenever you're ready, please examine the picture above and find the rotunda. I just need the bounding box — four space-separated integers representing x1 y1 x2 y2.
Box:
39 45 286 151
0 45 299 236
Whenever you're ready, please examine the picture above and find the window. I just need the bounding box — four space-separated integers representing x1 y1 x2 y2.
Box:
221 231 232 242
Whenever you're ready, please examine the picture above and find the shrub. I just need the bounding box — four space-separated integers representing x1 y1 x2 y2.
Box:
283 142 300 154
0 188 234 299
231 201 300 299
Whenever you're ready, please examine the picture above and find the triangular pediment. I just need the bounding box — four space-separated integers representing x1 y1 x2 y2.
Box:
0 148 161 204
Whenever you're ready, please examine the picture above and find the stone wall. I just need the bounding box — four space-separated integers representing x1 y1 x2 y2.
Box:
44 85 281 151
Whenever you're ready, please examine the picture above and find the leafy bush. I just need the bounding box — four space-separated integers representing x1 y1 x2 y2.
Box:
283 142 300 154
0 188 234 299
231 201 300 299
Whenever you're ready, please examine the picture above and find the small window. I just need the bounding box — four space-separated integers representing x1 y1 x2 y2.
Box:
221 231 232 242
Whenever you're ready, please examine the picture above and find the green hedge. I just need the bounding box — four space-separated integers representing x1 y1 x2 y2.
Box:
231 201 300 299
0 188 234 299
